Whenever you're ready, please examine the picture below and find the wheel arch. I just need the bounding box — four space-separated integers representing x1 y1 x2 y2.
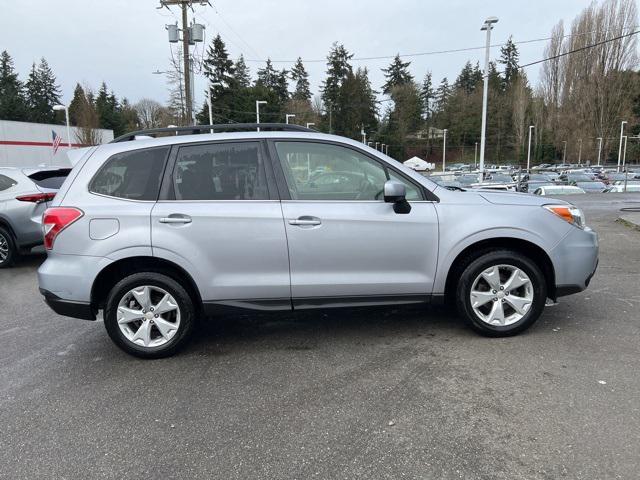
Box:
443 237 556 303
91 256 203 313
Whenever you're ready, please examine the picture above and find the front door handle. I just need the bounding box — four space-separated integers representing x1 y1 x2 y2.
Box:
288 216 321 226
159 215 192 224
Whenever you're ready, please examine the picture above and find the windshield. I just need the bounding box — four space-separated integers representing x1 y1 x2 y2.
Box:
490 174 513 183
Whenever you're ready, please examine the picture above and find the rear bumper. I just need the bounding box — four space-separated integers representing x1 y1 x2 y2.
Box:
40 288 96 320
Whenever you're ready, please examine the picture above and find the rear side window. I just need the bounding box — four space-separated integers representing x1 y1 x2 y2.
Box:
89 147 169 200
0 174 17 191
172 142 268 200
27 169 70 189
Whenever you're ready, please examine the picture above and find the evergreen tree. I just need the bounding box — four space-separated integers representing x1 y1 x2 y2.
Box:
203 34 235 94
434 77 451 113
420 72 434 119
0 50 28 121
25 58 61 123
68 83 86 126
321 42 353 115
274 68 290 105
255 59 278 90
499 36 520 90
95 82 124 135
381 54 413 94
232 55 251 88
334 67 378 138
290 57 311 101
455 61 479 94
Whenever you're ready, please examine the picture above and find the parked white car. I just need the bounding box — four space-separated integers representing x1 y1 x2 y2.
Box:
533 185 586 196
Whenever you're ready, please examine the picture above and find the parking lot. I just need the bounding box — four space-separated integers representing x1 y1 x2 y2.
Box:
1 193 639 479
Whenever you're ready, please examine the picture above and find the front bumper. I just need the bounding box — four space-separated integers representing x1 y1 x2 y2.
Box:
550 226 599 298
40 288 95 320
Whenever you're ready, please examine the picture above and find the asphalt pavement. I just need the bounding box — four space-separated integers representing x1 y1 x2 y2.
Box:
1 193 640 479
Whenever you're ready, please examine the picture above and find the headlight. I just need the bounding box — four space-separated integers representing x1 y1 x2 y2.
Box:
543 204 586 229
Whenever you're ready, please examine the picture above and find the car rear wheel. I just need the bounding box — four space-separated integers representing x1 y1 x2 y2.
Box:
104 272 196 358
0 227 17 268
456 250 547 337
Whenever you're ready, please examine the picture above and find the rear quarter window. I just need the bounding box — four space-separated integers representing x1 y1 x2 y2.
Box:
0 174 17 191
89 147 170 201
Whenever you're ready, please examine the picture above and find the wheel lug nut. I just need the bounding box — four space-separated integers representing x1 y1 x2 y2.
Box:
492 290 497 294
493 297 498 302
150 307 154 312
499 286 504 290
154 314 159 318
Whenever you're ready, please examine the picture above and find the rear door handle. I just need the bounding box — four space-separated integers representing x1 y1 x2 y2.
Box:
159 215 192 224
288 216 321 226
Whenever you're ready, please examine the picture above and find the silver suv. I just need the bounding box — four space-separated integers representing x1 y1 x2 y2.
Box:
38 124 599 358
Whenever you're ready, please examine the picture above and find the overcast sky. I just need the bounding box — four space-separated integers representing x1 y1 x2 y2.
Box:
3 0 595 110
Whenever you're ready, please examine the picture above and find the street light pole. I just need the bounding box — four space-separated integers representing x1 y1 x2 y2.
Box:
385 144 389 155
596 137 603 166
53 105 71 148
361 127 366 144
562 141 567 163
578 138 582 165
442 128 448 172
526 125 534 172
479 16 498 183
617 120 627 172
622 135 628 170
474 142 478 169
375 142 379 151
256 100 267 131
286 114 295 124
206 82 222 133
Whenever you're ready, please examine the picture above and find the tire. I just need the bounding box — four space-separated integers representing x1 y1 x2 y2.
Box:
104 272 196 358
0 226 17 269
456 250 547 337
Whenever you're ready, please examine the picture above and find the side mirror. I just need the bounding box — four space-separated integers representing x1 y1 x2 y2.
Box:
383 180 411 214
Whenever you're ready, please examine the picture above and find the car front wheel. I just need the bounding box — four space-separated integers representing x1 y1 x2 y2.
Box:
456 250 547 336
104 272 196 358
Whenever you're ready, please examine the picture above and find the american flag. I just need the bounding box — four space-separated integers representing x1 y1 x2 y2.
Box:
52 130 62 155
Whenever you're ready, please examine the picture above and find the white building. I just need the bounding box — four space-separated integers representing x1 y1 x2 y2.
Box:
0 119 113 167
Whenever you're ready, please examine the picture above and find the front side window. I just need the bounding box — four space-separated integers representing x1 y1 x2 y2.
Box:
89 147 169 200
173 142 268 200
274 141 424 201
0 174 17 191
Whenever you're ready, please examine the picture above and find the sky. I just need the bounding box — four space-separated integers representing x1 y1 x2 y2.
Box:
2 0 596 111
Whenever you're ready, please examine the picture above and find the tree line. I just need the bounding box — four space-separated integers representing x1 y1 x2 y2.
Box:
0 0 638 163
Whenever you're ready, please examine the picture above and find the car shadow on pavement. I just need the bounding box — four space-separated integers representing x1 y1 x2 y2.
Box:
183 304 472 357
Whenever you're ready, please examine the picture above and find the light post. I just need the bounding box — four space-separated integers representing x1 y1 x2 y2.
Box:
306 122 315 129
617 120 627 172
381 143 386 154
622 135 628 170
206 82 222 132
361 127 366 144
256 100 267 131
385 145 389 155
562 141 567 163
53 105 71 148
375 142 379 151
526 125 534 172
596 137 603 166
479 16 498 183
285 114 295 124
474 142 478 169
577 138 582 165
442 128 448 172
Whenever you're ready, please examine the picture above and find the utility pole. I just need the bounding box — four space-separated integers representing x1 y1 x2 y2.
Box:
479 16 498 183
596 137 603 166
160 0 207 125
442 129 448 172
474 142 478 169
562 141 567 163
526 125 534 172
617 120 627 172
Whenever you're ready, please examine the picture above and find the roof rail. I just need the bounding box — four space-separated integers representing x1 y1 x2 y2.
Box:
111 123 314 143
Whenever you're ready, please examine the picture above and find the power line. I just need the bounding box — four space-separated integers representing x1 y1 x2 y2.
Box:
241 26 639 64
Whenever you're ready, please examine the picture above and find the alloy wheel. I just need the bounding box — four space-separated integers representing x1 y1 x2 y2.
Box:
469 264 534 326
116 285 181 348
0 233 9 263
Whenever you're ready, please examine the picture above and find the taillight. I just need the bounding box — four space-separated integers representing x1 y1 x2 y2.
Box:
42 207 83 250
16 192 57 204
